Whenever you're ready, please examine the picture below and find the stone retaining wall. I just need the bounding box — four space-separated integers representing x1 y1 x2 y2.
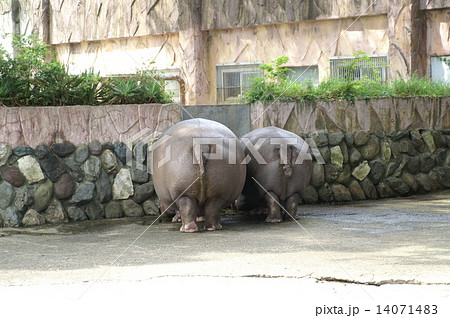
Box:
1 128 450 228
0 141 159 228
300 129 450 204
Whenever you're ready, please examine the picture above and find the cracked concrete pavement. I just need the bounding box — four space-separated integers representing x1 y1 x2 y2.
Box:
1 191 449 316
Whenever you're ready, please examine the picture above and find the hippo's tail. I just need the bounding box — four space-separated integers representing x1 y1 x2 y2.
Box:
282 145 294 177
196 144 210 204
198 144 209 179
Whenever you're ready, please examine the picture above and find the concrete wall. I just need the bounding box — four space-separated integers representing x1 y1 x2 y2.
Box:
251 97 450 134
0 104 181 148
0 1 449 104
1 97 449 148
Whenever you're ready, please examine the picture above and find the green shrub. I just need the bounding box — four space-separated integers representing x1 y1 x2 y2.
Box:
0 34 173 106
244 55 450 103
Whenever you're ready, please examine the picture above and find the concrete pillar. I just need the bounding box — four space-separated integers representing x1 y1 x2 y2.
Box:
388 0 427 79
178 0 209 105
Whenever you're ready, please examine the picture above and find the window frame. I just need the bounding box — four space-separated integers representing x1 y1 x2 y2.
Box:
330 54 389 82
216 62 263 103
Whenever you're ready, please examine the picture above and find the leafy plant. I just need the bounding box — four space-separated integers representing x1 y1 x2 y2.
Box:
243 54 449 103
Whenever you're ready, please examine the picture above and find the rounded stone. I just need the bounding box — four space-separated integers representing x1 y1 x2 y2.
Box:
376 182 395 198
349 148 362 167
67 206 88 221
348 180 366 200
302 185 319 204
318 183 333 202
354 131 370 146
399 140 411 153
344 132 354 146
311 162 324 189
22 209 46 226
0 207 20 227
435 148 447 166
69 182 95 205
419 153 435 173
121 199 144 217
325 164 340 183
331 184 352 201
330 146 343 168
318 147 330 164
309 131 328 147
54 173 76 200
360 179 378 199
40 153 66 182
43 199 66 224
0 166 25 187
114 141 130 164
105 201 124 219
415 173 434 192
143 199 160 216
63 159 84 182
33 179 54 212
336 164 351 185
17 155 45 184
406 156 420 174
368 160 385 185
133 181 155 204
130 166 149 184
434 167 450 188
421 131 436 153
82 157 102 181
328 132 344 146
34 144 50 159
113 168 134 200
0 143 12 167
88 140 103 155
360 136 380 161
381 141 391 162
432 131 446 148
95 171 113 203
385 177 410 195
51 142 76 157
0 181 15 209
352 161 371 181
12 146 34 157
84 201 105 220
12 185 30 213
74 145 90 163
401 172 418 193
101 149 118 173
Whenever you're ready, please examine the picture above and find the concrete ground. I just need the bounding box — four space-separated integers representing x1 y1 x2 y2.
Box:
1 191 449 317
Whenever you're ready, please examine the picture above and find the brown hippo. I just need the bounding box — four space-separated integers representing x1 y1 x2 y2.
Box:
236 126 313 222
151 118 246 232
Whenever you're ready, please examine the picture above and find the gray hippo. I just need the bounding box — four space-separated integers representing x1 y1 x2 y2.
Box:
152 118 246 232
236 126 313 222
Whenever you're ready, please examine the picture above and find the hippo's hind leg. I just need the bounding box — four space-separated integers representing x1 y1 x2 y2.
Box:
264 191 282 223
283 193 300 220
177 196 199 233
204 198 225 231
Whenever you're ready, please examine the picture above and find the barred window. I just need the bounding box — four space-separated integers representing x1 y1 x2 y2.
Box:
285 66 319 86
330 54 389 81
216 63 262 103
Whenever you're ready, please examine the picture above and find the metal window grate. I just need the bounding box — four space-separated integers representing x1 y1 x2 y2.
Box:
216 63 262 103
285 66 319 86
330 54 389 81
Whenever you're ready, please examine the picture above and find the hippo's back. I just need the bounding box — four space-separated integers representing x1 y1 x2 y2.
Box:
152 119 246 205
